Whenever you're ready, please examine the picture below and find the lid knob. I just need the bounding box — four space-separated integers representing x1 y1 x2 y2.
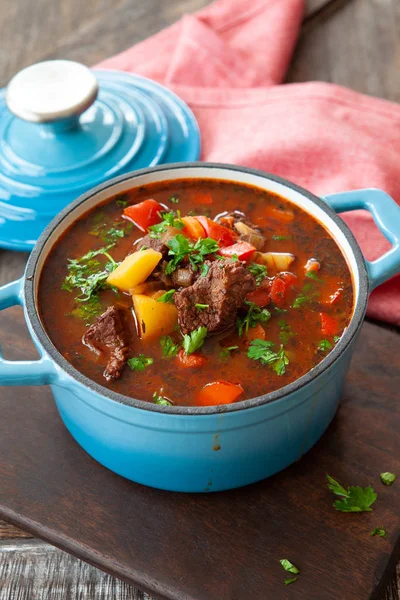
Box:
6 60 98 123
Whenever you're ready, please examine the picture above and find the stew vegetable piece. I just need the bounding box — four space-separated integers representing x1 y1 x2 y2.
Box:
39 179 353 407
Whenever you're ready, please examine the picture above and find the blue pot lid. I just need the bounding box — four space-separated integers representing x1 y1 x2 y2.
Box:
0 61 201 251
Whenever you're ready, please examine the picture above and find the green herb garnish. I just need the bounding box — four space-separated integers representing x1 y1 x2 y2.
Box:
247 340 289 376
148 210 184 238
195 303 209 311
220 345 239 360
272 235 292 241
183 326 208 355
326 474 377 512
115 195 128 208
318 339 332 352
170 196 179 204
380 472 396 486
371 528 386 537
157 289 176 303
280 559 300 575
237 301 271 336
153 392 173 406
127 355 153 372
293 294 308 308
306 270 324 282
165 234 219 274
278 320 295 344
248 263 268 285
62 246 118 305
284 577 297 586
160 336 180 358
231 253 239 261
334 335 340 343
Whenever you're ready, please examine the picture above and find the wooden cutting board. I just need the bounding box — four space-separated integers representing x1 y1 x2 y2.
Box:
0 306 400 600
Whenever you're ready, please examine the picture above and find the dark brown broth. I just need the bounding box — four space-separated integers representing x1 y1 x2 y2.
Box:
39 179 353 406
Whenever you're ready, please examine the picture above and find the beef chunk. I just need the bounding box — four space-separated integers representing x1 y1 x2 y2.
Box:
82 306 128 381
136 234 169 258
174 260 256 334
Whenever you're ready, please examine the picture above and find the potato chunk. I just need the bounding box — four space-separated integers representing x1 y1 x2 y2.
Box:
106 249 162 292
256 252 295 272
132 293 178 339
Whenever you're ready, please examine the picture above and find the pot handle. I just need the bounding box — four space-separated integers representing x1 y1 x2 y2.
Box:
324 188 400 290
0 279 57 385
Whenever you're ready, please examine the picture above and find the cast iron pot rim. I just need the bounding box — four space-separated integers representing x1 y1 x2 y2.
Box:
24 162 369 416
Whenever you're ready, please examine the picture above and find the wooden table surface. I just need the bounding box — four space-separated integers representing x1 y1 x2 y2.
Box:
0 0 399 598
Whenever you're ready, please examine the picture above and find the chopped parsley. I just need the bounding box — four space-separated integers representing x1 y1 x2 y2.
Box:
170 196 179 204
201 263 210 277
127 355 153 372
280 559 300 575
89 218 133 244
326 474 377 512
157 289 176 303
278 320 295 344
220 345 239 360
248 263 268 285
306 270 324 283
160 336 180 357
371 528 386 538
148 210 184 238
247 340 289 376
165 234 220 274
334 335 340 343
231 253 239 261
68 295 104 322
292 294 308 308
284 577 297 586
195 303 209 311
62 246 119 307
318 339 332 352
153 392 173 406
183 326 208 355
115 194 128 208
380 472 396 486
237 301 271 336
272 235 292 241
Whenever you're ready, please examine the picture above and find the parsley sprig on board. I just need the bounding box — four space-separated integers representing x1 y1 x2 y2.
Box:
247 340 289 376
326 475 377 512
380 472 396 486
165 234 220 274
280 559 300 586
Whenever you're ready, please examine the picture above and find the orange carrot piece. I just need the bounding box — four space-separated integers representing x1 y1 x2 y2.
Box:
246 288 271 307
244 323 266 342
320 313 339 336
181 216 206 239
196 381 244 406
176 349 206 369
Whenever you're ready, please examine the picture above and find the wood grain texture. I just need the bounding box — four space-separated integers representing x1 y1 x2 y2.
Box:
0 319 400 600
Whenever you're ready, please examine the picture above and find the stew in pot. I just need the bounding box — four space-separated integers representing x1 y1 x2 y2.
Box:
39 179 354 407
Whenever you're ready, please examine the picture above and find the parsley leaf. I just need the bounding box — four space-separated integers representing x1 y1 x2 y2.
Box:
334 335 340 343
165 235 219 274
157 289 176 303
201 263 210 277
247 340 289 376
62 246 118 307
160 336 180 357
115 194 128 208
293 294 308 308
220 345 239 360
284 577 297 586
153 391 173 406
148 210 184 238
170 196 179 204
318 339 332 352
248 263 268 285
183 326 208 355
127 355 153 372
280 559 300 575
279 320 295 343
326 474 377 512
237 301 271 336
380 472 396 486
195 303 209 311
371 527 386 537
231 253 239 261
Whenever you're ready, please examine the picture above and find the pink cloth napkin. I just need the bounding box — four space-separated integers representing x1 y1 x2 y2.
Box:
98 0 400 325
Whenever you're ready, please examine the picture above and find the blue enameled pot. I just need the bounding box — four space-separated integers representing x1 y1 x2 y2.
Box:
1 163 400 492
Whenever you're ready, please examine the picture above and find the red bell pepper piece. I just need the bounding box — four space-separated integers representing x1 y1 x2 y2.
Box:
218 241 256 261
123 199 164 231
194 216 237 247
246 288 271 307
320 312 339 336
270 272 297 307
196 381 244 406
